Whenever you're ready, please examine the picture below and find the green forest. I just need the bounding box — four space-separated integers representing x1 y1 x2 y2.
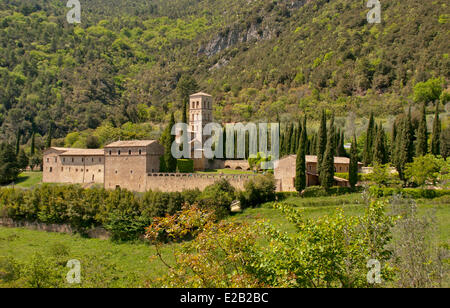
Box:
0 0 448 148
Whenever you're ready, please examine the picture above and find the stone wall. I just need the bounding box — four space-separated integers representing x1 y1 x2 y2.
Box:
0 218 110 240
208 159 251 170
145 173 256 192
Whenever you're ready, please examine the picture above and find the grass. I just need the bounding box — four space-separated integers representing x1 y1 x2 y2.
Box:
3 172 43 189
197 168 254 175
0 227 178 287
0 193 448 287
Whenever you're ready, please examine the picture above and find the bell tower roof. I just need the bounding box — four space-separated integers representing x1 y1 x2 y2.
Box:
190 92 212 97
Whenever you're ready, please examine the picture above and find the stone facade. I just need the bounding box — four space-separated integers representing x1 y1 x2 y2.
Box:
145 173 255 192
104 140 164 192
274 155 363 192
43 147 105 184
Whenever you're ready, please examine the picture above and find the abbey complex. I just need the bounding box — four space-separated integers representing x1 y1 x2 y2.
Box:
43 93 360 192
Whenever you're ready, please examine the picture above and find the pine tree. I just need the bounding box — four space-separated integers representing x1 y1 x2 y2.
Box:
431 103 441 155
295 117 307 192
349 134 358 188
320 114 335 189
363 113 375 165
317 110 327 174
416 102 428 157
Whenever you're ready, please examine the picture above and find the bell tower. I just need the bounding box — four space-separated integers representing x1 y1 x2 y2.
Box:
189 92 213 170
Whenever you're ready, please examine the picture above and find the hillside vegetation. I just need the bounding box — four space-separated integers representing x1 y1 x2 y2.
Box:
0 0 448 144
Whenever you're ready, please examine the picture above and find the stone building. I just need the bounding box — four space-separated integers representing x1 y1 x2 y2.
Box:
104 140 164 192
188 92 213 171
43 147 105 184
274 155 363 192
43 91 363 193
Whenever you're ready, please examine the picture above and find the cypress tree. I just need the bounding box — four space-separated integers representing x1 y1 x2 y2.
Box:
363 113 375 165
373 124 387 165
46 122 53 149
440 126 449 159
349 134 358 188
406 107 415 162
30 123 36 156
15 130 21 156
395 117 413 182
337 131 346 157
317 110 327 174
320 114 335 189
416 102 428 157
290 124 297 154
295 117 307 192
390 121 397 163
160 113 177 172
431 103 441 155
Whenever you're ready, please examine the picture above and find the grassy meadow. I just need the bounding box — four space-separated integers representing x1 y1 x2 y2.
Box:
0 193 448 287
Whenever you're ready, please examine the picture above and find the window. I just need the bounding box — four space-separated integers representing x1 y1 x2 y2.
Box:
129 150 131 155
139 149 142 155
63 158 65 162
61 167 63 172
115 170 118 174
55 157 57 163
109 150 112 155
99 158 102 162
47 158 49 162
82 158 84 162
130 170 133 174
98 169 101 173
72 158 74 162
118 150 121 155
92 158 94 162
49 167 52 172
86 169 89 172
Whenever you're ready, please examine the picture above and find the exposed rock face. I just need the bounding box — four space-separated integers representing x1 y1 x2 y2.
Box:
198 0 308 57
199 24 273 57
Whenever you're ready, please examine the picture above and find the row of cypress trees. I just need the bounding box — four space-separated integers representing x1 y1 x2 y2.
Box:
294 111 355 192
362 103 445 181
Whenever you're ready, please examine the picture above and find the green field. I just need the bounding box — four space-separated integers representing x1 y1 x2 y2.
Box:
196 168 254 175
0 194 448 287
4 172 43 189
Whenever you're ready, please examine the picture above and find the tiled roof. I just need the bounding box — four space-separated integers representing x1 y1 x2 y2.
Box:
104 140 158 148
59 149 104 156
190 92 212 97
281 155 360 165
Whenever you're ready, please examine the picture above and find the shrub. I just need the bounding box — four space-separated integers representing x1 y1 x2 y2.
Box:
197 179 236 219
239 174 276 208
181 188 201 205
301 186 360 197
177 159 194 173
369 186 450 199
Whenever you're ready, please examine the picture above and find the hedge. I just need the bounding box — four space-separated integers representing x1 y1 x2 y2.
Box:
177 159 194 173
0 185 216 241
369 186 450 199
